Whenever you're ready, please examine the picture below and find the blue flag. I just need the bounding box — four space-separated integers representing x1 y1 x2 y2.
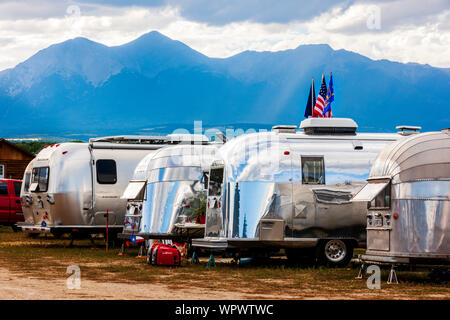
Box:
323 73 334 117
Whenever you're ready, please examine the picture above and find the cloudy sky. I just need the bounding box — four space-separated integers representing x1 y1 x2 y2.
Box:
0 0 449 71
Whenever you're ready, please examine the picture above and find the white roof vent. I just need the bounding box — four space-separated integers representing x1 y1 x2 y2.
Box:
396 125 421 136
300 118 358 135
272 125 297 133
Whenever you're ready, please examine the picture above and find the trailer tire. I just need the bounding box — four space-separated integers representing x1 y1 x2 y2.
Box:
319 239 353 267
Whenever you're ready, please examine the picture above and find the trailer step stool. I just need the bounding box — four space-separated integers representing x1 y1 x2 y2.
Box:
190 251 200 264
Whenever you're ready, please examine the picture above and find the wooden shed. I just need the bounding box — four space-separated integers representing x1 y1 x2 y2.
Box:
0 139 35 180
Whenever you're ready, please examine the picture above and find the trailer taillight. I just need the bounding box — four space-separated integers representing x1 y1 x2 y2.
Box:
393 213 399 220
284 151 290 155
62 151 68 155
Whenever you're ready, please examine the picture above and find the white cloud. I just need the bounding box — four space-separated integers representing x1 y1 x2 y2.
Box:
0 1 449 71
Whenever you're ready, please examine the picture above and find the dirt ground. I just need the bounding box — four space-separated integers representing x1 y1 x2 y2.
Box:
0 227 449 300
0 266 258 300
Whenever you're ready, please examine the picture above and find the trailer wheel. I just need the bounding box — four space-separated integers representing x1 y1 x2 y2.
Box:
320 239 353 267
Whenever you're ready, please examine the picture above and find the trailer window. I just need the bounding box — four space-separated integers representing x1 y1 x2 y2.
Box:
31 167 49 192
0 164 4 178
369 182 391 209
0 181 7 196
97 160 117 184
301 156 325 185
209 167 224 196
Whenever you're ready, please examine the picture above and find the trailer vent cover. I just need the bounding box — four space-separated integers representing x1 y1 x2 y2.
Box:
272 125 297 133
396 125 421 136
300 118 358 135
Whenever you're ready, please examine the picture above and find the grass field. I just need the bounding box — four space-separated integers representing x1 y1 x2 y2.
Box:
0 226 449 300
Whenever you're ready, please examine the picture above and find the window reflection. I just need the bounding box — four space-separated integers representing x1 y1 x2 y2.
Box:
301 156 325 185
209 167 224 196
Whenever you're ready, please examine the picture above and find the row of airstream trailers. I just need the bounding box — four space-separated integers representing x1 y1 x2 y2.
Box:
17 118 450 269
18 134 209 238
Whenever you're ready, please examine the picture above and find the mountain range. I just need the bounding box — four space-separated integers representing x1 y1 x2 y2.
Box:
0 31 449 139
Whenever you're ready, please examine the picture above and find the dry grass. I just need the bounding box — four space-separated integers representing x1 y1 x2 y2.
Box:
0 226 449 300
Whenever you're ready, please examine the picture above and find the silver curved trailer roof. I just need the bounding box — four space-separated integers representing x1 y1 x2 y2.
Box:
123 144 218 236
355 130 450 263
20 135 196 230
215 129 401 184
368 130 450 183
129 144 219 182
197 120 405 247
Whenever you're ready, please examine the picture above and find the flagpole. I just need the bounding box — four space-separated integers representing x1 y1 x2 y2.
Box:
329 72 332 118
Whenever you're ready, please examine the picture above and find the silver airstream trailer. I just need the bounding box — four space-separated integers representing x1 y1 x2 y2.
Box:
353 129 450 270
19 135 208 239
119 144 218 251
192 118 403 266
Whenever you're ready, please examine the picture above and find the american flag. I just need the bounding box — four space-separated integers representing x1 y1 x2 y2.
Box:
313 74 327 117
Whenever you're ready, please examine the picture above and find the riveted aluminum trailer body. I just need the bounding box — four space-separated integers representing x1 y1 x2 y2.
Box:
19 135 206 235
353 130 450 265
120 144 218 242
193 118 403 264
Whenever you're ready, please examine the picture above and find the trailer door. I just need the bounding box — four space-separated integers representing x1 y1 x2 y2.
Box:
205 162 225 238
291 156 325 237
92 155 119 226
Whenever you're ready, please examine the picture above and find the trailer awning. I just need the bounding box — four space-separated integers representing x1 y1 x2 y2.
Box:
121 181 146 200
351 181 389 202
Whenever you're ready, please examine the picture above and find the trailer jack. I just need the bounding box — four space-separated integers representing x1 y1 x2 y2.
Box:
137 244 146 258
387 264 398 284
356 262 366 280
190 251 200 264
118 241 128 256
207 254 216 268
